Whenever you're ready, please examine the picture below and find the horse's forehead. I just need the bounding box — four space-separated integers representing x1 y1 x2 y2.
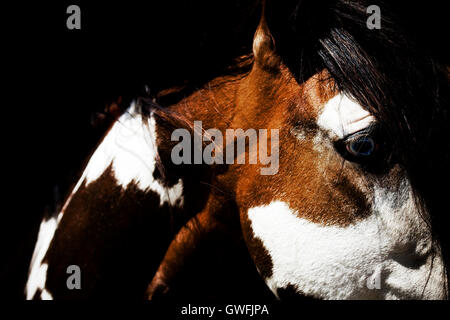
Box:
296 72 374 137
316 94 375 138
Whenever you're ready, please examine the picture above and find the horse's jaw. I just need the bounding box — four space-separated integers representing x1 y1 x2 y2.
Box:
246 192 447 300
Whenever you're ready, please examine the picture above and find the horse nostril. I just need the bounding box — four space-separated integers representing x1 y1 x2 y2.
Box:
390 246 431 269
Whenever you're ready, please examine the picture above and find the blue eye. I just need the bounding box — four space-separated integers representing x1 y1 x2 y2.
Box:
346 136 376 157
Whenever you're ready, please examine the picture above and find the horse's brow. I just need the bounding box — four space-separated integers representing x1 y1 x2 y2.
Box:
317 93 376 138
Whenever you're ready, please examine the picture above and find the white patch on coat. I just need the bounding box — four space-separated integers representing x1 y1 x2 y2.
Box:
317 94 376 139
247 181 447 299
80 102 183 207
25 213 61 300
41 288 53 300
26 102 183 299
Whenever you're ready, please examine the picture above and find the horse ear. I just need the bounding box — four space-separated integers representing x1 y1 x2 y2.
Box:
252 5 280 71
253 0 301 71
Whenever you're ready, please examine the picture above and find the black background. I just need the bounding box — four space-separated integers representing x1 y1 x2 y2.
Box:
3 0 260 300
2 0 449 301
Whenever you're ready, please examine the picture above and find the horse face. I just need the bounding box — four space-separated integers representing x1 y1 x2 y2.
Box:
234 50 447 298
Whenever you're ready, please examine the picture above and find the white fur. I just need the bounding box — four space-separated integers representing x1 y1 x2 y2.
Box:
40 289 53 300
80 102 184 206
25 213 61 300
26 102 183 299
247 186 447 299
276 93 447 299
317 93 375 138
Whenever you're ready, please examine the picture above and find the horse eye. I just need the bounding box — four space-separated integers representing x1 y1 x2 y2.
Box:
335 126 392 173
346 135 376 157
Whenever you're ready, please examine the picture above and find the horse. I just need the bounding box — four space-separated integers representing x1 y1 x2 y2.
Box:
25 0 449 300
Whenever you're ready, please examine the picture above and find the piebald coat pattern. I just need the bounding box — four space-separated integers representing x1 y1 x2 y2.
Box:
26 103 183 300
26 0 448 300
